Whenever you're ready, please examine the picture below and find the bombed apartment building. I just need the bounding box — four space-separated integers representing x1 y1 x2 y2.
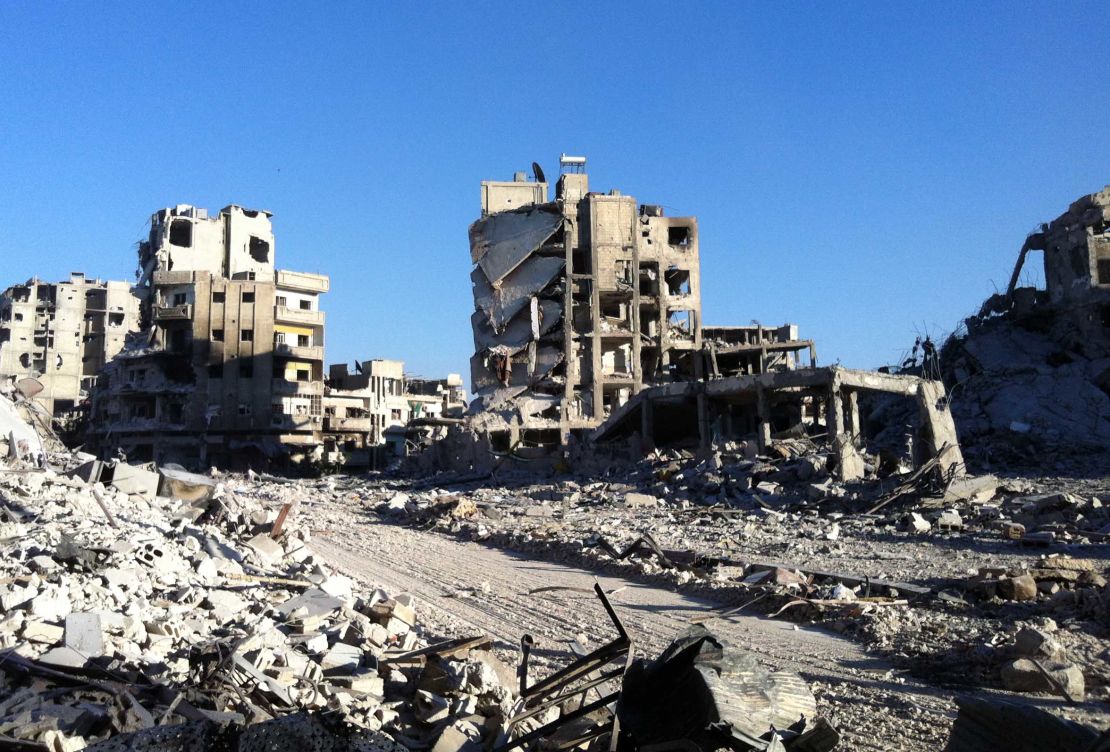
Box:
86 205 329 468
998 184 1110 328
322 361 466 467
459 156 961 482
322 359 408 467
467 155 811 454
0 273 139 424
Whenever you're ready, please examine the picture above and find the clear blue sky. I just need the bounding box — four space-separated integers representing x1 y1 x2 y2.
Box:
2 4 1108 384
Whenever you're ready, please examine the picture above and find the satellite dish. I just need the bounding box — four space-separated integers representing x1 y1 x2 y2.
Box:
532 162 546 184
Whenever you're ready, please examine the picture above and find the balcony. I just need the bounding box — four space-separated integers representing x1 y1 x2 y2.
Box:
270 414 320 431
273 342 324 361
274 306 324 326
271 378 323 396
154 304 193 321
324 416 374 432
276 270 330 294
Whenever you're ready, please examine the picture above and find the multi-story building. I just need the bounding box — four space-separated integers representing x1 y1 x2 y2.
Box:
468 155 707 451
87 205 329 468
406 374 466 421
322 359 410 467
0 273 140 421
467 155 812 456
322 362 467 467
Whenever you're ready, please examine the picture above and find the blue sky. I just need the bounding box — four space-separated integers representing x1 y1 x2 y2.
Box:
2 3 1108 383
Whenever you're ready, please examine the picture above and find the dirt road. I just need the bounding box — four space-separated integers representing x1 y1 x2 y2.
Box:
307 506 961 750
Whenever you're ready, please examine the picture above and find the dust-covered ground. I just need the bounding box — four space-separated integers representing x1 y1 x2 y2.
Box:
238 460 1110 749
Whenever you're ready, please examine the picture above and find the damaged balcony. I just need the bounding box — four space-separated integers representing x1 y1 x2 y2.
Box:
153 303 193 321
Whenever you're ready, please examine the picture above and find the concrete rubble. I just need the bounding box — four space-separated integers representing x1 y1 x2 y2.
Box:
935 184 1110 470
365 435 1110 716
0 387 842 751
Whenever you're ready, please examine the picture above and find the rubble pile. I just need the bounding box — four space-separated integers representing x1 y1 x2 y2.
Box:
940 313 1110 468
0 427 522 749
0 386 843 752
366 444 1110 704
938 184 1110 471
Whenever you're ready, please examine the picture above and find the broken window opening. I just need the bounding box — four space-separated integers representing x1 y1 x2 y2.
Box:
241 329 253 342
667 225 691 248
213 328 224 342
297 334 310 347
13 312 23 322
1097 258 1110 285
299 300 311 311
238 403 252 416
212 291 226 304
664 268 691 296
169 219 193 248
248 236 270 263
108 312 124 327
296 369 309 382
172 293 187 306
668 309 695 337
242 291 255 304
19 353 31 368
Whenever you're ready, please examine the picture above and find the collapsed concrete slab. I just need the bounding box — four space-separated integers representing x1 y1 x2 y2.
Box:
592 366 964 481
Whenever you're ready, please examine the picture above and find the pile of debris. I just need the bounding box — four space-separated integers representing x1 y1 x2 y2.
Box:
0 386 839 751
938 184 1110 471
373 441 1110 705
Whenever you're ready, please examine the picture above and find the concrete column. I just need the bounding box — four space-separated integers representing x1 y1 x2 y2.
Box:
696 389 710 451
755 384 772 451
640 397 655 452
845 390 860 447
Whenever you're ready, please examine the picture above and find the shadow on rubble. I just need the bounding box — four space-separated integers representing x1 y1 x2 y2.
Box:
863 528 1110 566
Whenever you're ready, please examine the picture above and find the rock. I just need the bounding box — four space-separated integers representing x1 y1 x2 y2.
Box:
905 512 931 533
1013 627 1066 661
624 492 658 508
999 574 1038 601
320 642 362 674
244 533 284 564
204 589 248 617
1000 659 1085 700
64 612 105 656
22 620 64 645
39 646 87 668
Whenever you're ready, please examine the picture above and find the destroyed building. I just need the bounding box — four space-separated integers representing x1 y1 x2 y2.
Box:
0 273 139 424
323 362 466 468
468 155 810 455
941 184 1110 461
86 205 330 468
456 156 961 482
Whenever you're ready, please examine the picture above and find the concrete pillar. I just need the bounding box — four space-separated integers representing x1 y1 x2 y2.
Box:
640 397 655 452
917 380 966 477
755 384 772 451
845 390 860 447
696 390 710 451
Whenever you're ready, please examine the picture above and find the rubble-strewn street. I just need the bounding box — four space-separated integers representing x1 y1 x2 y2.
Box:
5 352 1107 751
